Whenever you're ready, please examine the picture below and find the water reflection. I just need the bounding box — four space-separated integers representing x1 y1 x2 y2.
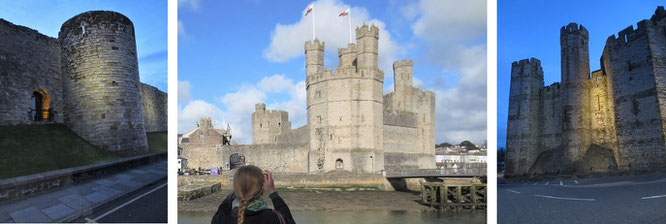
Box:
180 210 486 224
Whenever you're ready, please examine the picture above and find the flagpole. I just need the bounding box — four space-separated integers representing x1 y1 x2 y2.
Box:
348 10 352 43
312 4 316 40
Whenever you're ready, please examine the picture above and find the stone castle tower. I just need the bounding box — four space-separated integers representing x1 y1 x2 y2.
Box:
506 6 666 177
60 11 148 152
0 10 167 154
252 103 291 144
560 23 591 164
305 24 385 173
180 24 435 173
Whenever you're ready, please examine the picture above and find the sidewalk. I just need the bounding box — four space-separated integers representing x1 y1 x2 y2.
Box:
0 160 167 223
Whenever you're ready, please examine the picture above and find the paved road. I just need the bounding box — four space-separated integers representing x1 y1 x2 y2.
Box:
80 179 167 223
499 174 666 223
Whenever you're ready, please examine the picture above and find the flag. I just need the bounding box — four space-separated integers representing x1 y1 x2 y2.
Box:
339 8 349 17
305 4 313 16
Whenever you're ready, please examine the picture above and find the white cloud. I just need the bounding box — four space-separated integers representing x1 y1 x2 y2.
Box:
178 100 225 133
263 0 403 74
405 0 487 145
178 75 306 144
178 80 191 104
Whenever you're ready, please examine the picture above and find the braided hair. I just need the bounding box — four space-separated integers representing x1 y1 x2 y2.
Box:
233 165 264 224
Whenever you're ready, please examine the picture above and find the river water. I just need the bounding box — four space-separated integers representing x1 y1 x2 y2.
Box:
179 210 486 224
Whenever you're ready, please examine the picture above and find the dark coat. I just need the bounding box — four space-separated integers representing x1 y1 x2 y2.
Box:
211 192 295 224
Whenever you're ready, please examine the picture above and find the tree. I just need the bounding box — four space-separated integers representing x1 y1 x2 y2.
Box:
436 142 453 148
460 140 477 150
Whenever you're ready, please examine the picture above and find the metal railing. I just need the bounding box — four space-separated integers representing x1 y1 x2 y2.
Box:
387 167 487 178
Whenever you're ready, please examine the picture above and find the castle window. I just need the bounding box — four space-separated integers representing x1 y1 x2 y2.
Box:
596 76 599 87
330 134 333 140
278 122 281 127
260 123 262 128
82 24 85 35
317 116 321 124
200 135 205 142
31 88 51 121
335 159 344 169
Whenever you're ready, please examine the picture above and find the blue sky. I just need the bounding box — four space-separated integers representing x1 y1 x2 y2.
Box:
497 1 664 149
0 0 168 92
179 0 487 144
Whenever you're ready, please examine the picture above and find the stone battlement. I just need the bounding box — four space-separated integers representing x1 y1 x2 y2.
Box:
560 23 588 38
305 38 325 51
355 24 379 38
511 58 541 68
393 59 413 68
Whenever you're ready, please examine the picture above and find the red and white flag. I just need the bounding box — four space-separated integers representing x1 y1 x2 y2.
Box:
339 8 349 17
305 4 313 16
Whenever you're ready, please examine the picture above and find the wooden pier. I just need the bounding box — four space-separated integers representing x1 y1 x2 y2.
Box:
420 182 486 211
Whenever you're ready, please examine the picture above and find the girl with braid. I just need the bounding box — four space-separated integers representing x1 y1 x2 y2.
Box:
212 165 295 224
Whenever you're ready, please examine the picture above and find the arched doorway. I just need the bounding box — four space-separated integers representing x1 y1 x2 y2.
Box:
335 158 343 170
31 89 51 121
229 153 245 170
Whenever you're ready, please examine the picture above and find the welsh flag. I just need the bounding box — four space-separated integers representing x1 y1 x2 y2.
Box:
305 4 313 16
339 8 349 17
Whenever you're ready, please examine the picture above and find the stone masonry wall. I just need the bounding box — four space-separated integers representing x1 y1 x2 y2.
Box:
506 7 666 176
0 19 64 124
181 144 309 173
140 83 167 132
252 103 291 144
506 58 544 176
601 12 666 167
59 11 148 153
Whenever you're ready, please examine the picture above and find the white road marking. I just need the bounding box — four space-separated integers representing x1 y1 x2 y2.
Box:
641 195 666 200
534 194 595 201
574 180 578 184
560 181 563 186
85 218 97 223
545 182 549 186
506 190 521 194
90 182 167 222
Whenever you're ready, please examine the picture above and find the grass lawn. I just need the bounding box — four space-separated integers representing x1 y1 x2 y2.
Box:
147 131 167 152
0 124 122 179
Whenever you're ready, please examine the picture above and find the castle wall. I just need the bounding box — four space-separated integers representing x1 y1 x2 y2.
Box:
586 71 617 152
181 144 309 173
0 19 64 124
602 16 666 167
140 83 168 132
59 11 148 153
275 125 308 145
505 58 544 176
541 83 562 153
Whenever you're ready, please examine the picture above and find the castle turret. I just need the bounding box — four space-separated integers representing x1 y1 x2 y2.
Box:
505 58 544 176
355 24 379 69
305 39 324 79
560 23 591 164
252 103 291 144
338 43 357 68
393 59 413 93
59 11 148 153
